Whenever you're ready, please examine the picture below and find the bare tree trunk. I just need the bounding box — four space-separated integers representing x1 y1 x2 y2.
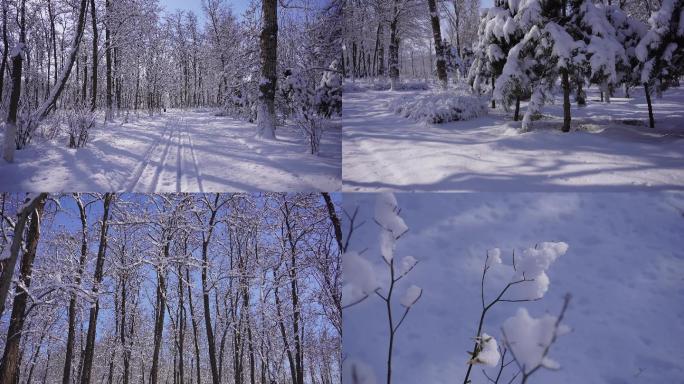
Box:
284 204 304 384
256 0 278 138
274 275 297 384
177 263 185 384
200 195 221 384
0 0 9 104
62 195 90 384
41 348 52 384
26 329 47 384
186 267 202 384
31 0 89 122
105 0 112 119
561 69 571 132
2 0 26 162
90 0 98 111
0 196 46 383
79 193 113 384
48 0 58 87
644 83 655 128
388 1 400 90
427 0 448 87
149 235 169 384
121 273 130 384
0 193 47 318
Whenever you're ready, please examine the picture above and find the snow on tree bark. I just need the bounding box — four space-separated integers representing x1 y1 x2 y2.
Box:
257 0 278 139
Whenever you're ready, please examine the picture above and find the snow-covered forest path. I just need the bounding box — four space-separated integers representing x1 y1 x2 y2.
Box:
0 110 341 192
128 115 204 192
343 86 684 192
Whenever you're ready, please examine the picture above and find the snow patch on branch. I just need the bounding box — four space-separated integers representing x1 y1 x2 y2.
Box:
342 251 378 305
400 284 422 307
511 242 568 299
468 333 501 366
502 307 570 372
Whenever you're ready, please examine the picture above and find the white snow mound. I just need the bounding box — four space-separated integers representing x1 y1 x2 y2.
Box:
389 91 488 124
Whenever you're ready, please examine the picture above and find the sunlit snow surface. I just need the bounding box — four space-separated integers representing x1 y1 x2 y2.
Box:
343 83 684 191
0 109 341 192
342 192 684 384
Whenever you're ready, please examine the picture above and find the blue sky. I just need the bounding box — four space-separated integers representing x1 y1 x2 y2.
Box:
158 0 253 23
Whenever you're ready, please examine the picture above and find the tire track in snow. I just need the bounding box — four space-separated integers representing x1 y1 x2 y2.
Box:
129 115 179 192
127 118 174 191
183 118 205 192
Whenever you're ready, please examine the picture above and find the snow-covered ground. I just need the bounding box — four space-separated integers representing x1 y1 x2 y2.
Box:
0 109 341 192
342 192 684 384
343 82 684 191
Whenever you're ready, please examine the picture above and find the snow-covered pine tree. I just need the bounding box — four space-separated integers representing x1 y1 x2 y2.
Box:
495 0 626 132
635 0 684 128
604 5 648 100
495 0 583 132
565 0 627 105
468 0 523 114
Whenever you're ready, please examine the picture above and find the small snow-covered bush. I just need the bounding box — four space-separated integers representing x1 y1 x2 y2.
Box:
316 60 342 118
67 107 95 148
282 61 341 155
389 91 488 123
37 112 64 141
342 81 367 93
296 115 324 155
370 80 430 91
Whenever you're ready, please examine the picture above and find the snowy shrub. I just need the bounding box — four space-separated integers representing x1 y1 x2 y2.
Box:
282 62 341 155
295 114 325 155
369 80 392 91
66 107 96 148
394 81 429 91
343 81 367 93
363 79 428 91
316 60 342 118
224 84 258 123
36 112 64 141
389 91 488 124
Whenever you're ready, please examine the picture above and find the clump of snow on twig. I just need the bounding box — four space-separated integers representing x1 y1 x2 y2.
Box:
400 284 422 307
468 333 501 367
486 248 503 267
375 193 408 263
502 307 571 371
398 255 418 275
342 251 378 302
389 91 488 124
511 242 568 299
